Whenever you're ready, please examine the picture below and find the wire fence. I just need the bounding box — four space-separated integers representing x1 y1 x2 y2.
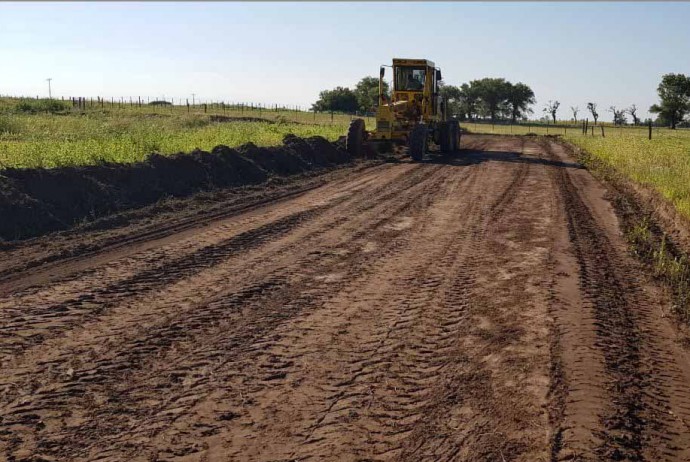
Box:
1 94 376 128
461 120 687 140
8 94 686 139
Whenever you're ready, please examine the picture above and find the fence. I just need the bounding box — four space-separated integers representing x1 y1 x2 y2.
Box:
0 94 376 128
462 119 681 140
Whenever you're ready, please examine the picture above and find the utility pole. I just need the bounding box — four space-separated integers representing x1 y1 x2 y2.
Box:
46 78 53 99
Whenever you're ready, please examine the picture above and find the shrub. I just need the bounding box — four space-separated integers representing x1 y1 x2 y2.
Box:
0 115 23 135
15 98 70 114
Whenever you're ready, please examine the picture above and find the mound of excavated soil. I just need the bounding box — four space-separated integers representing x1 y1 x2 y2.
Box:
0 135 351 241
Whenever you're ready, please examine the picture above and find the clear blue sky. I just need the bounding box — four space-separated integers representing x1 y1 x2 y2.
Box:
2 2 689 121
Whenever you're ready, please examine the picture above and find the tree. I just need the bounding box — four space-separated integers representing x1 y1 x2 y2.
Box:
311 86 358 113
354 76 389 113
471 78 512 122
543 100 560 124
458 83 480 121
609 106 627 125
506 82 535 123
570 106 579 122
649 73 690 129
439 83 463 117
627 104 640 125
587 102 599 125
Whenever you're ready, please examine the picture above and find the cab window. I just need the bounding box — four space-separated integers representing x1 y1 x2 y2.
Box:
394 67 426 91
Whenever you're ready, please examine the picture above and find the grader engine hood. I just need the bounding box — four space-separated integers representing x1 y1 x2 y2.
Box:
384 94 422 120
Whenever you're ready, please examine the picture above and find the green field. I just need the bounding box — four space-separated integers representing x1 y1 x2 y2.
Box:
0 97 369 169
465 121 690 219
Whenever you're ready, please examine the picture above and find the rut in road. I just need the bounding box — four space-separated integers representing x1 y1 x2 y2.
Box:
2 135 690 461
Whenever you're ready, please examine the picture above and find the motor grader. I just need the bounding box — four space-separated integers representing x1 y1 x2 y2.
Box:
346 58 460 161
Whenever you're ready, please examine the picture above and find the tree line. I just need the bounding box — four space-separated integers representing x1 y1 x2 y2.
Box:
311 77 390 114
313 72 690 129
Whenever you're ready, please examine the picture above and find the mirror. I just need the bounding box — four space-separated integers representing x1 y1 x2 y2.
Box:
436 69 442 81
380 67 385 78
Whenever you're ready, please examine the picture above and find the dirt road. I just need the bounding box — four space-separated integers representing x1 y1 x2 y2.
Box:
2 135 690 461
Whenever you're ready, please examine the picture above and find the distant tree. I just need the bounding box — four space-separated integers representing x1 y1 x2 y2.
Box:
609 106 627 125
506 82 535 123
649 73 690 129
311 86 359 113
587 102 599 125
149 100 172 106
439 83 463 117
458 82 480 121
543 100 560 124
471 77 512 122
570 106 579 122
354 76 389 113
626 104 640 125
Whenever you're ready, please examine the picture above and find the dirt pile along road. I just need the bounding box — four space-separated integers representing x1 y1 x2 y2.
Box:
2 134 690 461
0 134 350 242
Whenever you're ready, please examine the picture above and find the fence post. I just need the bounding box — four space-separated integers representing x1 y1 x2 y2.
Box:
601 125 605 137
331 111 334 123
591 126 594 136
204 103 207 113
648 120 652 140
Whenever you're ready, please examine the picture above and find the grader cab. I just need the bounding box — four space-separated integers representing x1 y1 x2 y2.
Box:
346 58 460 161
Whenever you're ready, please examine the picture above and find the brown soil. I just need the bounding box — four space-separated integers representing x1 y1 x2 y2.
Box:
2 135 690 461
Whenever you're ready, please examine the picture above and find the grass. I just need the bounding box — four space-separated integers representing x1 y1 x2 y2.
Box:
0 97 372 169
465 121 690 219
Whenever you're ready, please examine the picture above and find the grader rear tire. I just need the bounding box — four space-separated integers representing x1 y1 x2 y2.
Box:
439 121 452 153
346 118 366 157
409 124 428 162
449 121 460 152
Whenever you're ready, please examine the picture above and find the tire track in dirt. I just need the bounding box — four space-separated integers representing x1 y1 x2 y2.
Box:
545 139 690 461
0 164 440 364
0 161 469 461
4 135 690 461
190 144 548 462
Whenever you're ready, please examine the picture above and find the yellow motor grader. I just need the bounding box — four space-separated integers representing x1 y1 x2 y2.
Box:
346 58 460 161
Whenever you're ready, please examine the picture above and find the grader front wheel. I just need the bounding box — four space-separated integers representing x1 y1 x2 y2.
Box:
409 124 428 162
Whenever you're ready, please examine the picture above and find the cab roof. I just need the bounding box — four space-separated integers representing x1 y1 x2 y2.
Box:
392 58 436 68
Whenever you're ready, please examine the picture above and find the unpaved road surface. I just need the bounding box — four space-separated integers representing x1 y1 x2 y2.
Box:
2 135 690 461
